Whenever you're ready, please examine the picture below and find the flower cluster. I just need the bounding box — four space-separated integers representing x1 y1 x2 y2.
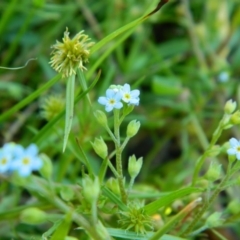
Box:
0 143 42 177
49 28 94 77
98 84 140 112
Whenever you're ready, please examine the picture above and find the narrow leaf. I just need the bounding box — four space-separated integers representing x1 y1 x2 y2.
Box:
101 186 128 211
144 187 202 215
63 74 75 152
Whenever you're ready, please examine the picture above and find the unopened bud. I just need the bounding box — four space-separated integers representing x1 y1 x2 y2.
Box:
206 212 224 228
106 177 120 195
205 162 221 181
39 153 52 179
128 155 143 178
91 137 108 159
127 120 140 138
82 176 100 203
227 200 240 214
224 99 237 114
94 110 108 127
230 111 240 125
60 186 75 201
20 207 47 225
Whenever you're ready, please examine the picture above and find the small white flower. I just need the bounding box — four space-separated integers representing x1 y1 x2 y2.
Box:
11 144 43 177
227 138 240 160
0 151 12 174
98 89 123 112
121 84 140 106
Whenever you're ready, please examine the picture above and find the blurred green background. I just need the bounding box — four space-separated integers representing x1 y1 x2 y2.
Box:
1 0 240 239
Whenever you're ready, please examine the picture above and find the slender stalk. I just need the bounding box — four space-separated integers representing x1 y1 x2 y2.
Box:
183 162 233 237
114 109 127 204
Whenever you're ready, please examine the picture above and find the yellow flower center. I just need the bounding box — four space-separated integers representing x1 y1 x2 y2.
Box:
1 158 7 165
237 146 240 152
124 93 131 100
22 158 30 165
109 99 115 104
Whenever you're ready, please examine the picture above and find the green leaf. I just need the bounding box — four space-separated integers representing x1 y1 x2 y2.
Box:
101 186 128 211
0 74 61 122
107 228 187 240
51 211 72 240
144 187 202 215
63 74 75 152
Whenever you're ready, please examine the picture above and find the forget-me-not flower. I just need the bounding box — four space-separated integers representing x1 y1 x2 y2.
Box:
227 138 240 160
121 84 140 106
0 142 19 174
98 89 123 112
11 144 43 177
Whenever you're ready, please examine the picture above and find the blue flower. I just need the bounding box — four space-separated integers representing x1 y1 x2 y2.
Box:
98 89 123 112
121 84 140 106
11 144 43 177
0 142 19 174
0 150 12 174
227 138 240 160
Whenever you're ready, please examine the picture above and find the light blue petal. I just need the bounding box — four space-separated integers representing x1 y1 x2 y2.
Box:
114 102 123 109
131 89 140 98
106 89 115 98
18 166 31 177
98 97 108 105
26 144 38 156
115 91 123 101
227 148 236 155
229 138 239 147
12 145 25 156
31 157 43 170
236 152 240 160
123 84 130 92
105 105 113 112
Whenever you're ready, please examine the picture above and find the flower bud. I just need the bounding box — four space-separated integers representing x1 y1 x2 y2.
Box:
82 176 100 203
60 186 75 201
94 110 108 127
205 162 221 182
227 200 240 214
206 212 224 228
39 153 53 179
224 99 237 114
230 111 240 125
106 177 120 195
20 207 47 225
91 137 108 159
127 120 140 138
128 155 143 178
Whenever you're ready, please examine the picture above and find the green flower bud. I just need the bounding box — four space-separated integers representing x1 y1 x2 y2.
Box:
206 212 224 228
227 200 240 214
106 177 120 195
94 110 108 127
82 176 100 203
91 137 108 159
127 120 140 138
39 153 53 179
224 99 237 114
230 111 240 125
205 162 221 182
128 155 143 178
20 207 47 225
60 186 75 202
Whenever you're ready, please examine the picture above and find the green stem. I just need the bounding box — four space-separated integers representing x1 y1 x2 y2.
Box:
127 177 135 195
183 162 233 237
114 109 127 204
